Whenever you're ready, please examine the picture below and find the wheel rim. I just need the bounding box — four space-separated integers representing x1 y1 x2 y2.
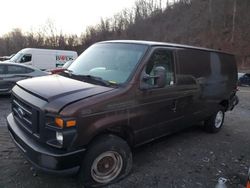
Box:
215 111 223 128
91 151 123 184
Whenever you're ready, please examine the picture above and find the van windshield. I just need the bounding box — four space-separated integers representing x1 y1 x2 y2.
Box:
10 52 23 62
68 43 148 85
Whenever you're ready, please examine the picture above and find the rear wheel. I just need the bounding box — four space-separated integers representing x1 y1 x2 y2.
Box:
204 108 225 133
79 134 132 187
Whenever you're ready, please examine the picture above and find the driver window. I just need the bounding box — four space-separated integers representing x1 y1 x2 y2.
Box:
145 49 174 87
19 54 32 63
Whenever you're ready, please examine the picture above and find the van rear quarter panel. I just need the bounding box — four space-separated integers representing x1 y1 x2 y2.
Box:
176 48 237 113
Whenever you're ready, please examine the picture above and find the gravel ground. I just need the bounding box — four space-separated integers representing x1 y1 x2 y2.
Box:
0 87 250 188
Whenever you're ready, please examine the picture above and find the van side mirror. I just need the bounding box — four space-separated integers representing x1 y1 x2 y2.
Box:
154 66 166 88
140 66 166 90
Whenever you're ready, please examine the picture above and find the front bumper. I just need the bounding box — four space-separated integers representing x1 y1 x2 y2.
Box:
7 113 86 175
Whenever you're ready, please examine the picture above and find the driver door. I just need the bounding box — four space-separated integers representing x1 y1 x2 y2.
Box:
132 48 191 145
19 54 32 65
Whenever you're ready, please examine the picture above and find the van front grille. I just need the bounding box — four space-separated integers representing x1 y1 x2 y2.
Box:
12 95 39 136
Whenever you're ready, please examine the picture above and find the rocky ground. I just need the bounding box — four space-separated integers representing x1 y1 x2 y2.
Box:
0 87 250 188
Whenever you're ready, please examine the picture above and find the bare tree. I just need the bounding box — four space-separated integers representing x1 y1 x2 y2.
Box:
231 0 237 43
209 0 214 48
0 0 250 69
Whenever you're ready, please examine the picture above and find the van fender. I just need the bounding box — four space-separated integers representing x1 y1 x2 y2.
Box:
83 112 134 147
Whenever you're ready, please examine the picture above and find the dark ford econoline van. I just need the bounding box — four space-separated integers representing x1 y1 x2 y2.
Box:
7 40 239 187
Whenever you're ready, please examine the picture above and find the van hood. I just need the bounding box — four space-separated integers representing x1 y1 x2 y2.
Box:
16 75 114 112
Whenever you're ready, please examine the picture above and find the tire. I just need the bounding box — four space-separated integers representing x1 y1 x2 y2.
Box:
78 134 132 188
204 108 225 133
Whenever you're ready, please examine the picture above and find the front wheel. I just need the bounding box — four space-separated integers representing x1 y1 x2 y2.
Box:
204 109 225 133
79 134 132 187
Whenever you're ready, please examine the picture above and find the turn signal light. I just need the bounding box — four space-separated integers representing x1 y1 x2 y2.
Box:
247 168 250 188
55 118 76 128
247 181 250 188
55 118 64 128
66 120 76 127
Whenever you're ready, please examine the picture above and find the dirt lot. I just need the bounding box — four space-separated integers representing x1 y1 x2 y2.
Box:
0 87 250 188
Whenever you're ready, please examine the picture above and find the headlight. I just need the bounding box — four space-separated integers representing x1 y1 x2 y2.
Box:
56 132 63 145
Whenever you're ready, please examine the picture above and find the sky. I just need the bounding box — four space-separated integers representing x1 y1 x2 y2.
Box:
0 0 138 36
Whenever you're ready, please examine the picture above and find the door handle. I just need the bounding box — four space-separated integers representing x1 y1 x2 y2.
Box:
171 100 177 112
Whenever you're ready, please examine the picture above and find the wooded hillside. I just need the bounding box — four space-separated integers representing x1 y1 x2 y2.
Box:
0 0 249 69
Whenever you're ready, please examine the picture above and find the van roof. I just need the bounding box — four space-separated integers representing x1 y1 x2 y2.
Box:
98 40 233 55
20 48 77 53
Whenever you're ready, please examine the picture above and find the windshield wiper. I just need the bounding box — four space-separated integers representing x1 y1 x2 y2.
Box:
80 75 113 87
60 71 117 87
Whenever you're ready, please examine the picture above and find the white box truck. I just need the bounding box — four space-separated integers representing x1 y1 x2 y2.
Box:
8 48 78 70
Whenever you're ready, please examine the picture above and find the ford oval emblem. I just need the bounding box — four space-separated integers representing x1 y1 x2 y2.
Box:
17 107 25 119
